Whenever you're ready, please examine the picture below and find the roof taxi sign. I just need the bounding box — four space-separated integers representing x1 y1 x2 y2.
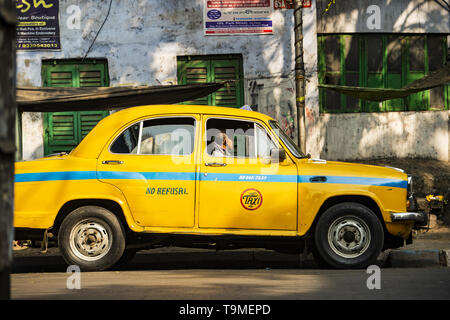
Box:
204 0 273 35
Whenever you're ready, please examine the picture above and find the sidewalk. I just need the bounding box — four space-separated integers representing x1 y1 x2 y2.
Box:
386 225 450 268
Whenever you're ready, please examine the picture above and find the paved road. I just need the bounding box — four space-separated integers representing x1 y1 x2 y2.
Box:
11 247 450 300
11 267 450 300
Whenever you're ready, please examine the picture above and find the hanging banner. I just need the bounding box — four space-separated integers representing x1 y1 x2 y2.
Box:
16 0 61 51
204 0 273 35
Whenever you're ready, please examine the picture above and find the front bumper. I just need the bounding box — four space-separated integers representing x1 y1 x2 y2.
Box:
390 211 428 228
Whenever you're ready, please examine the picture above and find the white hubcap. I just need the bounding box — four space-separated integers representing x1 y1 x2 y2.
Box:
69 219 112 262
327 215 371 259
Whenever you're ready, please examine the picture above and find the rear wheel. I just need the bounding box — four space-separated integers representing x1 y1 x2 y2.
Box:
58 206 126 271
313 202 384 269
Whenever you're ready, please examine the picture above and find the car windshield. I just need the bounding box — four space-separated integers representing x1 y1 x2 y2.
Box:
269 120 306 158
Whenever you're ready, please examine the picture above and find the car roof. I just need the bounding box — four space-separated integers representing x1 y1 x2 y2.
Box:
71 104 275 158
110 104 273 121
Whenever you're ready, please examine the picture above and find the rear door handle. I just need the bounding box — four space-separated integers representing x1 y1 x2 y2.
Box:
205 162 227 167
102 160 124 165
309 176 327 182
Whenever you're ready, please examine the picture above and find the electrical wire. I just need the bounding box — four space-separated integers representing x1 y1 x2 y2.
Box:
434 0 450 12
82 0 113 61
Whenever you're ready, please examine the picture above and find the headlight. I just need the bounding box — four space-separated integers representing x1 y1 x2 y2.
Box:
407 175 413 196
406 175 416 211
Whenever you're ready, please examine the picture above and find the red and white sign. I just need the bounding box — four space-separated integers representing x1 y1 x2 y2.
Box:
204 0 273 35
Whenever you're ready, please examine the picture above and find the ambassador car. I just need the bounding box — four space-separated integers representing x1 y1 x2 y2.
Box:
14 105 427 270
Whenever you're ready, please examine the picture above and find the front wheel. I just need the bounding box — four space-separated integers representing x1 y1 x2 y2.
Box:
313 202 384 269
58 206 126 271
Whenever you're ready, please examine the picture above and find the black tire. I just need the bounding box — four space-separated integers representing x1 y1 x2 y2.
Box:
311 246 330 269
313 202 384 269
58 206 126 271
112 248 138 269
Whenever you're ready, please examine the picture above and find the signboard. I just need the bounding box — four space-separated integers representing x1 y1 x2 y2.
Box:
204 0 273 35
16 0 60 50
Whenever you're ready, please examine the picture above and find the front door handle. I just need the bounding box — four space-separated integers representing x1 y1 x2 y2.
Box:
102 160 124 165
309 176 327 182
205 162 227 167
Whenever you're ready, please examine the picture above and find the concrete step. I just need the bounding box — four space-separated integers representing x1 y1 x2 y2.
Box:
387 249 443 268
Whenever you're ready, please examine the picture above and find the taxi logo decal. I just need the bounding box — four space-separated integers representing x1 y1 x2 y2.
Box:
240 189 263 210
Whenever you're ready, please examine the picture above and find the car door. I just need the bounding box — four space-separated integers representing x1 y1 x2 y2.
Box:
97 115 199 228
198 116 298 231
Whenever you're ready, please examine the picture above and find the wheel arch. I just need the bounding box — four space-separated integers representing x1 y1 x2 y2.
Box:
310 195 386 235
307 194 407 250
52 199 134 236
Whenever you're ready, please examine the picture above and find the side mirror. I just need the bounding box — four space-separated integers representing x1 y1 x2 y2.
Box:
270 148 286 163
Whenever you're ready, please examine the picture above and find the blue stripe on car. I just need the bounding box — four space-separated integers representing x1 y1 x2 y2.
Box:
15 171 407 188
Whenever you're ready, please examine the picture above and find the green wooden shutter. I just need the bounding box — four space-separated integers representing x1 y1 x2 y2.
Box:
45 112 78 154
43 60 109 156
343 35 361 112
211 60 243 108
365 36 385 112
177 56 244 108
78 64 109 142
178 60 211 105
319 34 448 113
427 35 447 110
385 36 405 111
79 65 105 87
318 35 343 112
46 67 76 87
406 36 428 111
79 111 107 139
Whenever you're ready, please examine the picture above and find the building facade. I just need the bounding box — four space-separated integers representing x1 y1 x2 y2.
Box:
16 0 450 161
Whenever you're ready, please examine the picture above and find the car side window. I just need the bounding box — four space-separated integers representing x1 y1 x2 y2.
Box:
140 117 195 155
110 123 140 154
110 117 195 155
206 118 277 158
256 124 277 158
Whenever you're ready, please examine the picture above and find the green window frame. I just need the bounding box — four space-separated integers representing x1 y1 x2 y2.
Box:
177 54 244 108
42 59 110 156
318 34 449 113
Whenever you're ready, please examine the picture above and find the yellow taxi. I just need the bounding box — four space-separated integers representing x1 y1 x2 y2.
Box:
14 105 427 270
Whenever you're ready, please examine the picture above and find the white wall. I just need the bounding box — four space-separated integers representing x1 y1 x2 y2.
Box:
319 111 450 161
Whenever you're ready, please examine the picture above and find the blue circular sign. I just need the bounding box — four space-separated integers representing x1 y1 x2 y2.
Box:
207 9 221 20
